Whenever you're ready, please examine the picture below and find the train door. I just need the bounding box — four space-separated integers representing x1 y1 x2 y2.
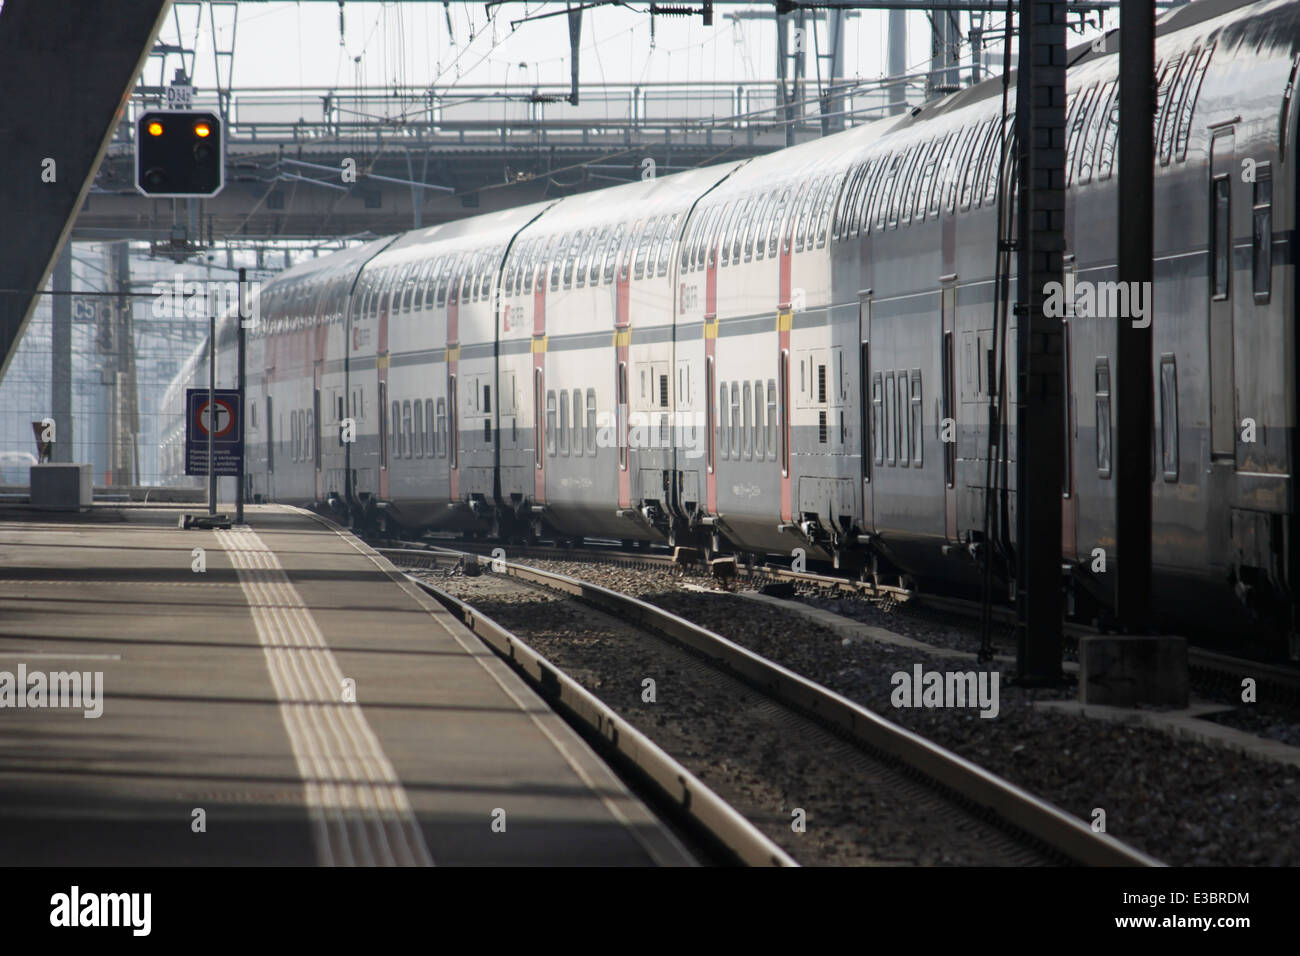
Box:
858 292 874 534
1061 258 1077 560
377 277 391 500
265 392 274 500
313 368 323 501
941 280 957 541
1209 125 1235 462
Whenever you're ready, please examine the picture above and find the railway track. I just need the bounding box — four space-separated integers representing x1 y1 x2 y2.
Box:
379 543 1159 867
397 536 1300 706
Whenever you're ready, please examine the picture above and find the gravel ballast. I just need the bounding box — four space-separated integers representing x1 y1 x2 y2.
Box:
428 556 1300 866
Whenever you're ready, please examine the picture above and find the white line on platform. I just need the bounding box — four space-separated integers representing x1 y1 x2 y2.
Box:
0 652 122 660
214 527 433 868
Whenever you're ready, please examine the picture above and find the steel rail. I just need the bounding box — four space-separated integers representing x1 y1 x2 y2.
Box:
383 544 1162 866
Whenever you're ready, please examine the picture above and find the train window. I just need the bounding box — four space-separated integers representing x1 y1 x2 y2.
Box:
1161 51 1197 165
1176 45 1214 162
617 222 636 282
435 257 450 306
745 193 770 261
951 124 982 212
434 395 444 455
398 263 413 313
560 234 579 291
649 216 671 277
782 182 806 254
1160 354 1179 481
1065 84 1097 187
928 132 954 217
883 372 895 464
545 391 557 457
1211 175 1230 299
647 215 668 276
504 250 518 297
1095 358 1112 479
448 375 458 468
717 201 737 265
730 383 741 457
730 201 751 263
520 242 536 295
424 399 434 457
572 389 583 457
914 140 939 222
1097 86 1121 180
400 401 410 458
838 163 868 239
910 369 923 467
697 207 718 270
1151 54 1179 163
559 389 569 455
899 143 926 225
617 362 629 469
985 115 1013 205
1079 81 1114 185
816 172 843 247
872 154 900 230
631 214 655 278
583 228 604 286
897 373 909 464
407 262 422 312
550 237 564 291
423 259 439 309
414 400 424 458
794 177 818 251
658 213 679 276
742 382 752 459
585 389 597 455
778 352 790 476
1253 163 1272 301
459 256 473 302
718 382 729 461
680 214 699 271
856 160 882 235
574 229 594 288
604 223 625 283
768 187 790 256
766 380 777 460
963 119 997 210
942 126 971 214
753 379 765 459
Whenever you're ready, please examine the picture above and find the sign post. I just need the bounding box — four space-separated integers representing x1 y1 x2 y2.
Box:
237 268 247 524
208 313 216 516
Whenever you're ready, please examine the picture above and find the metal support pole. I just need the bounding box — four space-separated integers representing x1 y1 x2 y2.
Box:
237 267 247 524
889 10 907 114
51 245 72 463
1114 0 1155 630
1014 0 1066 682
208 312 216 517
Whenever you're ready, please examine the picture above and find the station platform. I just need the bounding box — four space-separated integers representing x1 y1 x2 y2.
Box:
0 503 692 866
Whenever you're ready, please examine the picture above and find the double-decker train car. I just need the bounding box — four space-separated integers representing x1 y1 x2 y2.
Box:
170 0 1300 656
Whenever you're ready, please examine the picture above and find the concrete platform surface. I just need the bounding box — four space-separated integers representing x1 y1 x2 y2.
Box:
0 503 692 866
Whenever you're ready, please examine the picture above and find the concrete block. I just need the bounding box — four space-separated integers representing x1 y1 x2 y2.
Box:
1078 634 1188 708
29 463 92 511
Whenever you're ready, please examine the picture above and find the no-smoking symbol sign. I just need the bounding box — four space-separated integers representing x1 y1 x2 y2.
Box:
196 397 236 438
185 388 243 477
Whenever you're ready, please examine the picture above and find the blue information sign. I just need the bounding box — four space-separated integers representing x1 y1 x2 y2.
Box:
185 388 243 477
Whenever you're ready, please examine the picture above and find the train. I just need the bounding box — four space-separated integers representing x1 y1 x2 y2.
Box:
167 0 1300 657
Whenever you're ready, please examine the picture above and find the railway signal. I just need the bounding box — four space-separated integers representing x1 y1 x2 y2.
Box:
135 111 224 198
